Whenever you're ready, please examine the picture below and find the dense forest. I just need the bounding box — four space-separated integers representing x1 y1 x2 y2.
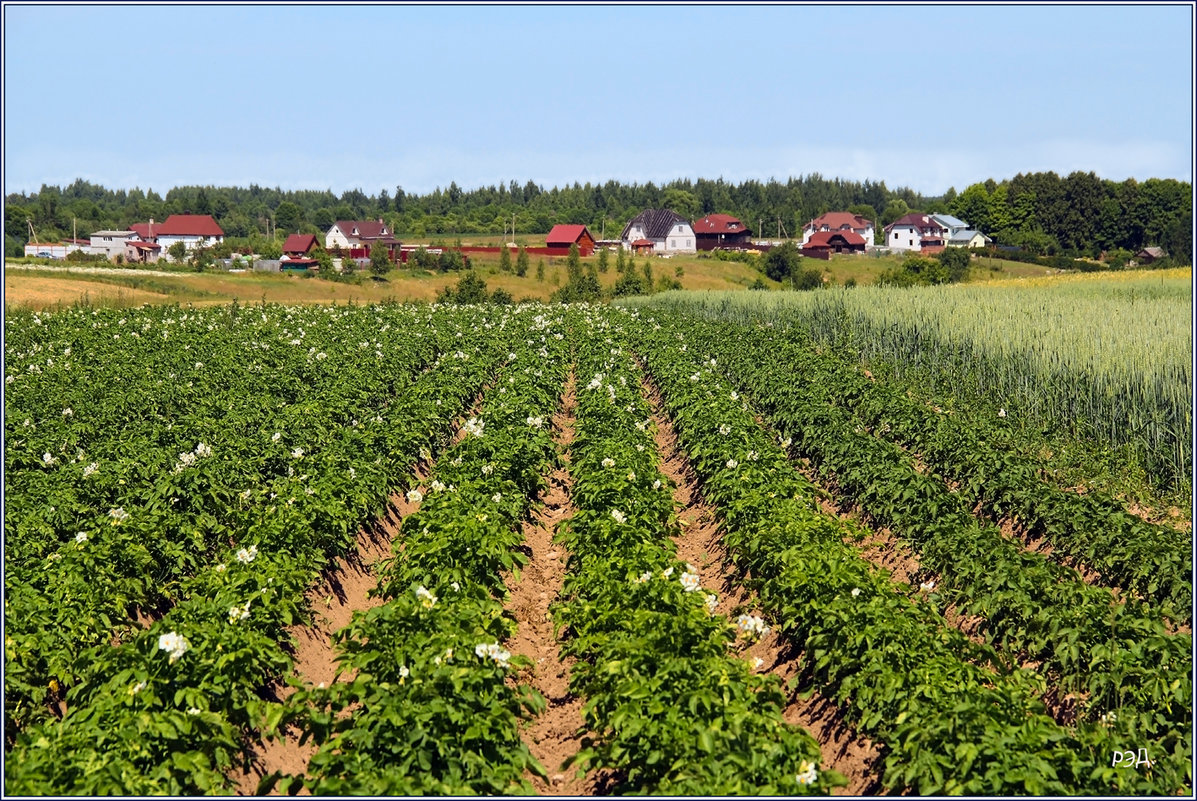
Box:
5 171 1191 262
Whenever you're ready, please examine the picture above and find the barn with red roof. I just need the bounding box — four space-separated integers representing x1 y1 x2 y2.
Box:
282 233 319 258
545 224 596 256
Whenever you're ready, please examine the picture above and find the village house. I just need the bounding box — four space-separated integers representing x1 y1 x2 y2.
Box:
883 213 947 253
802 212 876 249
153 214 225 256
282 233 320 258
324 219 399 255
931 214 971 241
801 230 868 256
545 224 596 256
947 229 992 249
88 229 141 261
125 240 162 264
692 214 752 250
620 209 695 254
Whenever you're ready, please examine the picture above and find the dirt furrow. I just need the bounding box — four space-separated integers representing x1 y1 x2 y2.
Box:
500 370 606 795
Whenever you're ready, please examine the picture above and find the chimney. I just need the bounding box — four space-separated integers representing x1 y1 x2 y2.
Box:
149 218 154 240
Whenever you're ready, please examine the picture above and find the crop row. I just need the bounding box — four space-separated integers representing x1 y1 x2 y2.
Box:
4 305 521 793
551 309 839 795
715 320 1191 618
655 310 1191 744
276 311 570 794
628 307 1190 795
4 304 443 737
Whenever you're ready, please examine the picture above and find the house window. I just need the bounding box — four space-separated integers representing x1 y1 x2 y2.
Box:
893 232 899 240
909 239 914 247
670 239 677 248
686 239 692 248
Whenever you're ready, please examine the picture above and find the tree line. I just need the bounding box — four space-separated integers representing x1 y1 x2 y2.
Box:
5 171 1189 263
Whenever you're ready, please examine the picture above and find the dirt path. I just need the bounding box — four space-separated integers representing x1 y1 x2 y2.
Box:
640 372 886 796
231 473 429 795
501 370 609 795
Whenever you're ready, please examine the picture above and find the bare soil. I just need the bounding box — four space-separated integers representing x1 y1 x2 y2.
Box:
501 371 615 795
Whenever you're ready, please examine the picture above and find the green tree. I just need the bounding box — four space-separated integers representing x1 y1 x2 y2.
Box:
167 240 188 262
498 244 513 272
642 260 654 293
566 242 582 282
275 201 303 233
597 247 609 274
616 247 628 274
516 246 529 277
763 241 800 282
437 249 466 272
937 246 971 282
662 188 700 219
369 241 390 277
536 259 545 281
437 271 490 304
881 198 910 226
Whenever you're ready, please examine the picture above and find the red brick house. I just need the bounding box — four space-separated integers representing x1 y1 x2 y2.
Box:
692 214 752 250
545 224 596 256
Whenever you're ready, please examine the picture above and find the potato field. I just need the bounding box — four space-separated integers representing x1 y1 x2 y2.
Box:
3 299 1191 795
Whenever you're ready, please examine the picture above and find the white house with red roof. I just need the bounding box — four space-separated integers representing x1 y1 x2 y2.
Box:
692 214 752 250
325 219 397 251
802 212 876 249
883 213 947 253
130 215 224 259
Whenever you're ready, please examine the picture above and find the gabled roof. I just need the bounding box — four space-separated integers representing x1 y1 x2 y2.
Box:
630 238 654 247
545 224 593 245
128 222 154 240
157 215 224 237
806 212 873 231
127 240 162 251
1139 246 1166 258
949 229 989 243
885 213 947 233
283 233 319 254
931 213 968 229
693 214 749 235
333 219 389 239
804 230 867 248
621 209 689 240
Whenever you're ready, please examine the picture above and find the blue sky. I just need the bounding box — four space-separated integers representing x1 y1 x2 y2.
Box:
3 3 1193 197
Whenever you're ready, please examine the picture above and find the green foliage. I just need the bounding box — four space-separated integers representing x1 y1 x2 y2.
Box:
515 246 529 277
166 241 187 262
936 247 971 282
597 247 609 274
436 271 490 304
534 259 544 282
437 249 466 272
763 242 800 282
369 242 390 277
498 244 512 273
